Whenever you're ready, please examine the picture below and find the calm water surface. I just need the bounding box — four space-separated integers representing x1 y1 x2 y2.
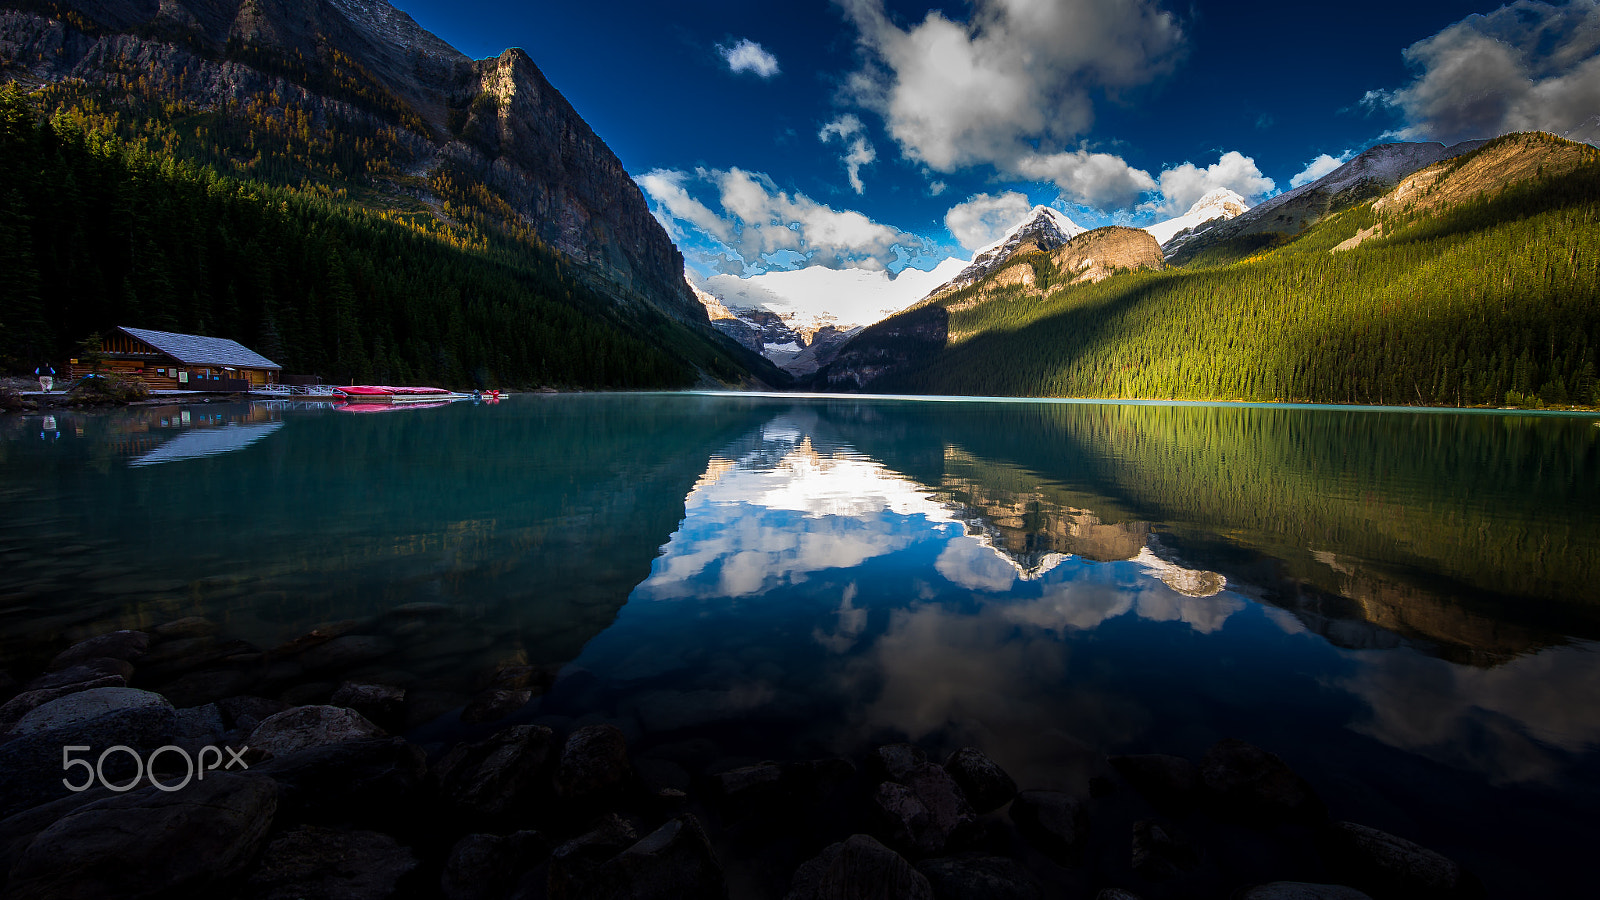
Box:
2 393 1598 893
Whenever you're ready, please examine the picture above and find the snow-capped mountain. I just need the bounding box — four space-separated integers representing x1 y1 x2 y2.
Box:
927 206 1087 299
695 259 969 376
1143 188 1249 246
1164 140 1487 262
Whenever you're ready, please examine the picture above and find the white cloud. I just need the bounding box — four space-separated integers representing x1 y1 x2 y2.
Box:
1143 151 1275 218
820 115 878 194
928 181 947 196
719 38 781 78
1381 0 1600 145
635 170 732 241
639 167 916 270
1014 149 1159 210
943 191 1035 251
1289 152 1350 188
836 0 1184 172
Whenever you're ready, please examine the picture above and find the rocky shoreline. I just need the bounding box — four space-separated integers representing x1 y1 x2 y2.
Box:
0 622 1488 899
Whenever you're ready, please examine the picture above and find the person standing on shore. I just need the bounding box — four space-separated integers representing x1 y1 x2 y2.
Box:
34 364 55 393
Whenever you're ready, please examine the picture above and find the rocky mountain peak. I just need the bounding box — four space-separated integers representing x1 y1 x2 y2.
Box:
1050 226 1165 286
928 205 1086 300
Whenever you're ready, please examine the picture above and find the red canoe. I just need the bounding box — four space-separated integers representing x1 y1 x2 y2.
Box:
333 385 468 403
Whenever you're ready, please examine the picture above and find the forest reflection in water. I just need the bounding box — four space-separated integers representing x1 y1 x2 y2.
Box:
1 394 1597 890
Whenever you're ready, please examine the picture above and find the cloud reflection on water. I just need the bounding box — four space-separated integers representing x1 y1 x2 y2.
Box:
1342 642 1600 784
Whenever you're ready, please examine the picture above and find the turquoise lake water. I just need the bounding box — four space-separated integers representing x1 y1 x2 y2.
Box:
1 393 1597 892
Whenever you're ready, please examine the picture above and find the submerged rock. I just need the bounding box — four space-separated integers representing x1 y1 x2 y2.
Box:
1008 790 1089 864
461 687 535 724
1200 739 1323 824
25 658 135 692
246 825 418 900
3 773 276 899
248 704 387 758
1324 821 1478 899
1108 754 1198 810
151 617 220 641
786 833 934 900
943 747 1017 814
47 630 150 671
329 682 407 728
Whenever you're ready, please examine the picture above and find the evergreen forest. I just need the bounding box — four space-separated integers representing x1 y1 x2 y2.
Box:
0 84 755 389
857 136 1600 408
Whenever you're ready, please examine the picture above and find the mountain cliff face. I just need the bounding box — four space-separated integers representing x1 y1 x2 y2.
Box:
0 0 707 325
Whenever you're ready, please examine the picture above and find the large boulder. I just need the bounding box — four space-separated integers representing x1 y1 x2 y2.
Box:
0 688 179 817
916 855 1042 900
47 630 151 671
246 825 418 900
1200 739 1323 824
328 682 407 730
873 762 978 857
0 677 130 731
8 686 169 737
1108 754 1198 810
873 744 927 782
3 773 277 899
217 695 289 734
786 834 934 900
1008 790 1089 864
1130 819 1198 881
1323 821 1479 899
435 724 557 818
442 831 550 900
942 748 1017 814
548 815 640 900
585 816 728 900
254 737 428 827
24 658 135 692
556 724 633 802
247 705 387 758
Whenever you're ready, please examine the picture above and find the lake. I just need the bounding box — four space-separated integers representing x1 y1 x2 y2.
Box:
2 393 1597 894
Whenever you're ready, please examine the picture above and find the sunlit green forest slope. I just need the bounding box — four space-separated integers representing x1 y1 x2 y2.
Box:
828 133 1600 408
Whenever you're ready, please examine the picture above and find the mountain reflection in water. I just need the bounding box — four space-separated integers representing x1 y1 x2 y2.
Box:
1 394 1597 893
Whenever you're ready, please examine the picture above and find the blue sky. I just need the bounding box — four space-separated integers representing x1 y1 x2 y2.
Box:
397 1 1600 277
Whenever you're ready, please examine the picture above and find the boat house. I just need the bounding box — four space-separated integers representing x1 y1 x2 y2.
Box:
70 326 282 391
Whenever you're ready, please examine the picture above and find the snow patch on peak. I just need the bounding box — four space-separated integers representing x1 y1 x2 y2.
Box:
1145 188 1250 246
973 205 1086 262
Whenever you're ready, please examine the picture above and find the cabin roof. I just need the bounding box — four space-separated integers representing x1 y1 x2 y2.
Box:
117 326 282 371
